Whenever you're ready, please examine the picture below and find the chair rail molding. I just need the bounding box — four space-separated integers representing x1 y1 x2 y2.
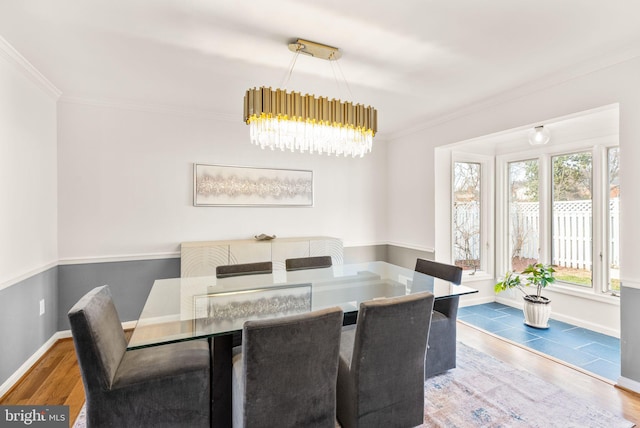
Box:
58 252 181 265
387 241 435 253
0 261 58 292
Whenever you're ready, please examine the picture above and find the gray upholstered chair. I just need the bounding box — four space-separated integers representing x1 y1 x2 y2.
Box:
336 292 435 428
215 261 274 349
231 307 344 428
414 258 463 378
216 261 273 278
68 285 211 428
285 256 332 271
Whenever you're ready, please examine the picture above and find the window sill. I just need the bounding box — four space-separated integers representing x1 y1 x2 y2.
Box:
546 283 620 305
461 271 493 283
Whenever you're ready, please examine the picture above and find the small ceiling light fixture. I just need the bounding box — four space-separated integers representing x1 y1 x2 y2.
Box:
528 125 550 146
243 39 378 157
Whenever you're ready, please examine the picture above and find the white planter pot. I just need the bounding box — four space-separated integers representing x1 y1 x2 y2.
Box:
522 295 551 329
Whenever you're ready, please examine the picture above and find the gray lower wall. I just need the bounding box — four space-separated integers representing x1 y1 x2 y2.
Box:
344 244 388 263
386 244 435 269
620 285 640 382
57 258 180 331
0 267 58 387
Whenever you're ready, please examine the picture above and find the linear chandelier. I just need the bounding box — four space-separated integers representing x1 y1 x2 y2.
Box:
243 39 378 158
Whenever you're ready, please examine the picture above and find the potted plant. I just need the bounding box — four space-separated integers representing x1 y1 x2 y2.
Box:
495 263 556 329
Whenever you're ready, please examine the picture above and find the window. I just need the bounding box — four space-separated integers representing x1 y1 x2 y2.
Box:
552 152 593 287
508 159 539 272
499 144 619 296
453 162 481 271
607 147 620 293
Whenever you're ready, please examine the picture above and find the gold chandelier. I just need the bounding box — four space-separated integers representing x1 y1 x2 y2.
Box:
243 39 378 158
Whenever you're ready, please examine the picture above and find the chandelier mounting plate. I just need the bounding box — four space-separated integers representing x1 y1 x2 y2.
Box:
288 38 341 60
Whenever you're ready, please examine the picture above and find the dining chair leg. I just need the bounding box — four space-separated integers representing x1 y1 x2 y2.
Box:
212 335 233 427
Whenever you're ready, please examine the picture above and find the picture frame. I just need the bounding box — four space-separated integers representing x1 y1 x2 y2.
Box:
193 164 313 207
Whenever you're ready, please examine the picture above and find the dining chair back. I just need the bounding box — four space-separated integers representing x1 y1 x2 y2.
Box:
336 292 434 428
414 258 463 284
216 261 273 278
215 261 275 348
285 255 333 271
232 306 344 428
414 258 463 378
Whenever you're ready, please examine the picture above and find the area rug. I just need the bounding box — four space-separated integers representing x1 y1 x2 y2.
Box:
423 342 634 427
73 342 634 428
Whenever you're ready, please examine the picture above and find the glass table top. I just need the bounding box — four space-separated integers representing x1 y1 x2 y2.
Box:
127 261 477 349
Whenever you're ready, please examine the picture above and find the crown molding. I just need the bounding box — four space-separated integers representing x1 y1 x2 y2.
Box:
388 44 640 141
59 95 238 122
0 35 61 100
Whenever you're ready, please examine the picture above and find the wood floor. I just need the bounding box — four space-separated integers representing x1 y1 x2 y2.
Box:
2 324 639 426
0 338 85 424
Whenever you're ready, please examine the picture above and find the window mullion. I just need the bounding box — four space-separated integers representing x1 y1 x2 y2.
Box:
495 156 509 276
538 154 551 264
592 146 605 294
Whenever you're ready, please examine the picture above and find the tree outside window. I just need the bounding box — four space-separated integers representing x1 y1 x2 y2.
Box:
508 160 539 271
551 152 593 287
453 162 481 271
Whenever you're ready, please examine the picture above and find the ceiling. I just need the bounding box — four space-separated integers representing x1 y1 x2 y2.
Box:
1 1 640 139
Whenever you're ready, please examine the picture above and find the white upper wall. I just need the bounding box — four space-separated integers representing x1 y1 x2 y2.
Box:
56 102 388 260
387 56 640 289
0 43 58 287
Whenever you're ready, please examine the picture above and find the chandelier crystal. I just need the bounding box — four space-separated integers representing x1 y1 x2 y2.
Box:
243 40 378 158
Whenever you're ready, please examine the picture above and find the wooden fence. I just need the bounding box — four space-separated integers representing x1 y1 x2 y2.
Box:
454 198 620 269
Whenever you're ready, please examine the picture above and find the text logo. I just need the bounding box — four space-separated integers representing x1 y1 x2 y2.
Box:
0 406 69 427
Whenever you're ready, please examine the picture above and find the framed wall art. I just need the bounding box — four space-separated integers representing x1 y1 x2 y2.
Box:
193 164 313 207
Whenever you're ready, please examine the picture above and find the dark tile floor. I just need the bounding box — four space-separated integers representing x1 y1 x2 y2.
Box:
458 302 621 382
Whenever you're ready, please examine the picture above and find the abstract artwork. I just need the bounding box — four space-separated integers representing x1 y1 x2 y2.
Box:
193 164 313 206
192 283 312 334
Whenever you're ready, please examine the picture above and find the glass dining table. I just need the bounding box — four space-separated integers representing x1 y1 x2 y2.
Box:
127 261 477 426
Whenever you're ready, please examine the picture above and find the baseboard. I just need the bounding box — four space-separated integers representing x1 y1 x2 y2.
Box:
1 320 138 398
495 296 619 338
616 376 640 395
0 331 63 398
459 295 495 307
